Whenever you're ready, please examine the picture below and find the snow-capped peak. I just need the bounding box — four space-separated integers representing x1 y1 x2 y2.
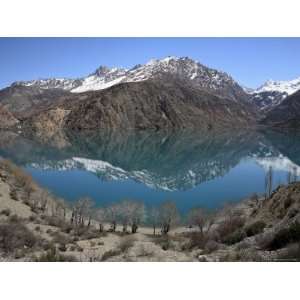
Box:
252 76 300 95
10 56 244 101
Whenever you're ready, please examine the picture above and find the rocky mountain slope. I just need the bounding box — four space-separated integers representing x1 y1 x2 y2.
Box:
22 79 256 132
261 90 300 128
0 85 70 117
0 105 19 129
249 77 300 112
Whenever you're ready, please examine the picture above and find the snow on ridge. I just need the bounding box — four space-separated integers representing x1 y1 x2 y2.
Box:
251 77 300 95
11 56 239 94
72 76 126 93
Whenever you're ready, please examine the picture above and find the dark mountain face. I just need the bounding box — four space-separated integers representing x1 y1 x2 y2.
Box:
22 79 257 133
0 85 71 118
0 105 19 129
261 90 300 128
249 91 288 114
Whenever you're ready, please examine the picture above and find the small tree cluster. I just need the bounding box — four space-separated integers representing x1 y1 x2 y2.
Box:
70 197 94 227
159 201 179 235
187 207 215 235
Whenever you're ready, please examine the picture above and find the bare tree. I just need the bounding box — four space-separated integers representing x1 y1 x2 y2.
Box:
148 206 159 235
118 200 131 233
287 170 292 185
71 197 94 227
39 189 50 213
118 200 145 233
23 177 36 201
159 200 180 235
105 203 120 232
128 201 144 234
188 207 204 232
265 166 273 199
95 208 106 232
53 197 68 219
292 166 298 183
188 207 216 237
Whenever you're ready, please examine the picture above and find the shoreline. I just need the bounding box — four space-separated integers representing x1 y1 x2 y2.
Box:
1 159 300 262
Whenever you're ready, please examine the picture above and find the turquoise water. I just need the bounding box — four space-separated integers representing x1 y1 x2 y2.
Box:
0 129 299 213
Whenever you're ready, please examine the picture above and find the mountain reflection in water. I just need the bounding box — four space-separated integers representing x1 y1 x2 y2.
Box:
0 128 299 213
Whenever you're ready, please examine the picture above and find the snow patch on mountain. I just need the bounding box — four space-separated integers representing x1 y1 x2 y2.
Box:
13 78 82 91
253 77 300 96
245 77 300 111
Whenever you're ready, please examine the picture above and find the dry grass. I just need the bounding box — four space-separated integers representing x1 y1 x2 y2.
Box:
0 220 37 254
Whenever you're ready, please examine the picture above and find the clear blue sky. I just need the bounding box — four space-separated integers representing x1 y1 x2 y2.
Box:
1 38 300 89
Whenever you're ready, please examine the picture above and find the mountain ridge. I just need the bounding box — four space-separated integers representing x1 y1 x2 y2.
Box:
10 56 248 103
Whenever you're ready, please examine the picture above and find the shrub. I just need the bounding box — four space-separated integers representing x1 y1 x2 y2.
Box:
184 232 208 250
28 215 37 222
223 229 246 245
8 214 20 223
288 208 299 219
62 224 73 234
245 221 266 237
0 222 37 253
284 196 293 210
58 244 67 252
74 227 106 240
9 190 18 201
151 235 173 251
137 245 154 257
221 248 264 262
217 216 245 241
276 243 300 261
41 240 54 251
14 249 26 259
267 222 300 250
204 240 219 254
101 249 121 261
35 247 77 262
46 228 53 235
44 216 66 228
0 208 11 217
69 245 76 251
119 236 135 252
52 232 72 245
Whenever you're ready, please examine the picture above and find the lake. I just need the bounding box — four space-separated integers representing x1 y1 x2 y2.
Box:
0 128 299 214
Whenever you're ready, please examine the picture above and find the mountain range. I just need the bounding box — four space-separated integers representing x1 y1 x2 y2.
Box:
0 56 300 131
